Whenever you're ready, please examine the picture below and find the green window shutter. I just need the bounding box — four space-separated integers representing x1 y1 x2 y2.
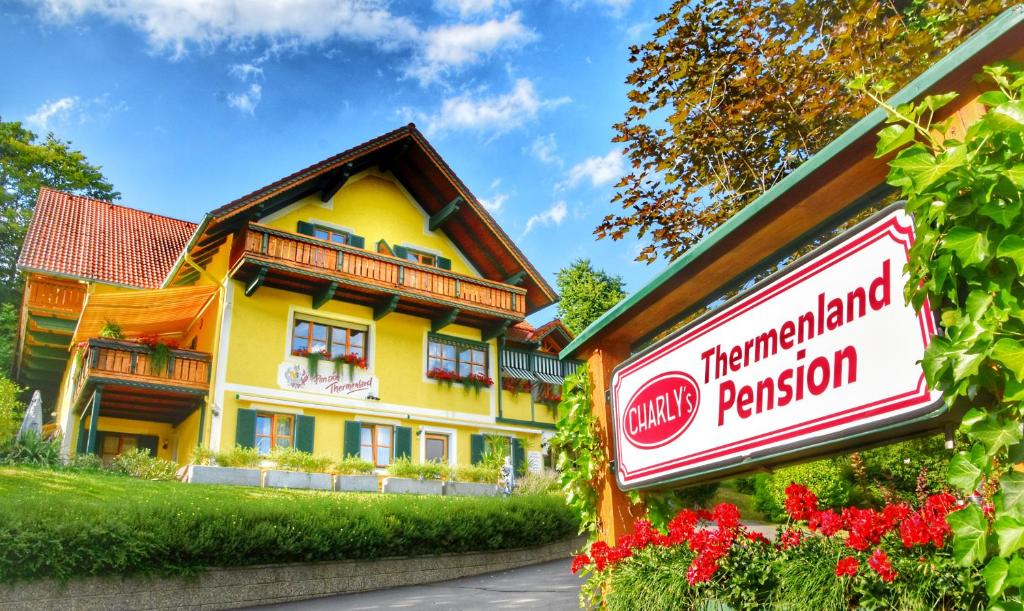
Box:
137 435 159 457
511 438 526 476
393 245 409 260
235 408 257 448
343 420 362 458
295 415 315 453
297 221 315 236
437 256 452 270
394 426 413 460
470 434 485 465
349 234 365 249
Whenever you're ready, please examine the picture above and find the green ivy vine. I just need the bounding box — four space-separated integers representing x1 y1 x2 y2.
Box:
553 364 605 536
851 62 1024 604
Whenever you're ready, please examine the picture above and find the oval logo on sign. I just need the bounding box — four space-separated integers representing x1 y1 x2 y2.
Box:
622 371 700 449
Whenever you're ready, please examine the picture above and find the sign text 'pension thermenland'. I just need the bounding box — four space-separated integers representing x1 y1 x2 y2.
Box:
609 208 942 490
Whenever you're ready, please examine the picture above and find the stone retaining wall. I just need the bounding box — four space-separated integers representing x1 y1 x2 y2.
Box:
0 536 586 611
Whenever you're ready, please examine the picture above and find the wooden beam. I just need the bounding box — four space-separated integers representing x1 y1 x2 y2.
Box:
312 282 338 309
504 271 526 286
431 308 460 333
373 295 400 320
320 163 355 202
245 266 268 297
481 320 512 342
429 197 463 231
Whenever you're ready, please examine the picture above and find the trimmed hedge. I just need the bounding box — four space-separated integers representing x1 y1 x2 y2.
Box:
0 467 578 582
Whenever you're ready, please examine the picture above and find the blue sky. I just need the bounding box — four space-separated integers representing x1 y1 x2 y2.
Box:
0 0 670 322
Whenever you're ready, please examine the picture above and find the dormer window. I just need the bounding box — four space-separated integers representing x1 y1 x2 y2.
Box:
404 248 436 267
313 226 349 245
296 221 365 248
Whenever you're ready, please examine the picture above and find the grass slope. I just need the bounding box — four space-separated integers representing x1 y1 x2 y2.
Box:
0 467 577 582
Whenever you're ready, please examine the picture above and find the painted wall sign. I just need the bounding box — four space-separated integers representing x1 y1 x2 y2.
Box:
610 207 942 490
277 362 378 400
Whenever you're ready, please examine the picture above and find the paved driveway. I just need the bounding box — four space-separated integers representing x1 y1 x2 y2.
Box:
259 559 581 610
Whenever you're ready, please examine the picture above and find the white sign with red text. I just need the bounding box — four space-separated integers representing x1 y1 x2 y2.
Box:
610 208 941 490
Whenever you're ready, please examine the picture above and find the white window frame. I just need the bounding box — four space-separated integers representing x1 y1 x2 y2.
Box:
418 426 457 465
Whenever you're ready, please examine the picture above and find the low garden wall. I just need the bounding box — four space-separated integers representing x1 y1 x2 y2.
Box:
0 536 586 610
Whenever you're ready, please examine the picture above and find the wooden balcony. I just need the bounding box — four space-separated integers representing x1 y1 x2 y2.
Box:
72 338 210 425
26 276 87 318
229 223 527 331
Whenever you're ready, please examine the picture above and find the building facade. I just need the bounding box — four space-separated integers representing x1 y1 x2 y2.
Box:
13 125 577 472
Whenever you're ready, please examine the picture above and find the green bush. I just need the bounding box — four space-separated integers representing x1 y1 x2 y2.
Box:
65 453 103 471
267 447 332 473
0 376 23 444
673 482 720 509
754 460 851 522
333 455 375 475
451 463 499 484
514 470 560 495
0 431 61 467
386 456 449 480
0 467 579 581
109 448 180 481
213 445 261 468
191 446 216 466
853 435 952 505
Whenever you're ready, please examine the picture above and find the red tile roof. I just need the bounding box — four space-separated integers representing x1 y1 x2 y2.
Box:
18 187 197 289
505 319 573 346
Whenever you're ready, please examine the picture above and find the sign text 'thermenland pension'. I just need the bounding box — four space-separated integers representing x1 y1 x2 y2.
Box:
610 208 942 490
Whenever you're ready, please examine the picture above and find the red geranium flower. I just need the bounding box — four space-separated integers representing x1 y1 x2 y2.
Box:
867 548 898 582
779 529 802 550
835 556 859 577
784 483 818 521
712 503 741 530
589 540 611 571
808 509 843 536
570 554 589 574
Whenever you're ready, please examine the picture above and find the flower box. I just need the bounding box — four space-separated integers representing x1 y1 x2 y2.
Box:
381 477 443 495
443 481 500 497
264 470 332 490
335 475 380 493
186 465 261 487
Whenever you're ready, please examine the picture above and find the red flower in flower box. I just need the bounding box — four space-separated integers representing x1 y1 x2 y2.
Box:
337 352 368 369
464 372 493 387
427 367 461 384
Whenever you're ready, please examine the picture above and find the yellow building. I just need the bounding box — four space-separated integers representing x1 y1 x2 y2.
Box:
13 125 577 472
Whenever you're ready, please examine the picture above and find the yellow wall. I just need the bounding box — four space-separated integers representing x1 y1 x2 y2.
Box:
266 171 477 277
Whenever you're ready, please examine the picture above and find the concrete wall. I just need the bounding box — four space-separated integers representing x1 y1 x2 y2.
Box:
0 536 585 610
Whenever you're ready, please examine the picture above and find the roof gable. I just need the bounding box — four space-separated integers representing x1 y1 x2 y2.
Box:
182 124 557 313
19 187 196 289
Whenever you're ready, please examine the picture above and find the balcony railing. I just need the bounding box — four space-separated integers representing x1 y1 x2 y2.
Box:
26 277 86 317
73 338 211 403
233 223 527 318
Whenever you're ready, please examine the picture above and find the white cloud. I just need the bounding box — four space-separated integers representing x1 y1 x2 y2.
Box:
419 78 569 136
228 83 263 115
230 63 264 81
478 192 508 213
528 133 561 166
563 149 626 188
435 0 511 18
26 96 78 130
561 0 632 17
406 13 535 85
31 0 419 57
523 200 567 236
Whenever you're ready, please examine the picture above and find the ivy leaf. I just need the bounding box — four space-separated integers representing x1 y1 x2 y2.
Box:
948 443 987 493
999 472 1024 519
979 198 1021 228
965 290 994 321
991 100 1024 131
942 226 990 266
890 144 966 191
979 90 1010 107
922 92 958 112
992 338 1024 381
994 516 1024 557
948 504 989 566
1008 556 1024 590
952 348 986 382
996 235 1024 274
875 124 915 157
970 416 1023 457
984 556 1009 599
921 336 952 386
1003 165 1024 188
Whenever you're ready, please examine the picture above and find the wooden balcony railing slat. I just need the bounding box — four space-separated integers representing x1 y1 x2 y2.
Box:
238 224 526 317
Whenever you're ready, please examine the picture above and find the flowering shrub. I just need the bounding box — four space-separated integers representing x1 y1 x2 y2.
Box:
575 483 986 609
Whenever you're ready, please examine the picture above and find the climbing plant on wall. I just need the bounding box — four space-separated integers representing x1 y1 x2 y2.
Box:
851 63 1024 603
552 365 605 536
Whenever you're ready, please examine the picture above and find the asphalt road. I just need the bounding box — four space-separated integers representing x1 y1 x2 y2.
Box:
259 559 581 610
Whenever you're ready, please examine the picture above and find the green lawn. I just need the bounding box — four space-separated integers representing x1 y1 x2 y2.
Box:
0 467 578 582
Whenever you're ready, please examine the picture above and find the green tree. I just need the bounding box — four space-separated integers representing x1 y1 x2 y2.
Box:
0 303 15 375
0 119 119 304
555 259 627 335
600 0 1010 264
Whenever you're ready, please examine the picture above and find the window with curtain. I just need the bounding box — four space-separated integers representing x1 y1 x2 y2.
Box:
360 424 393 467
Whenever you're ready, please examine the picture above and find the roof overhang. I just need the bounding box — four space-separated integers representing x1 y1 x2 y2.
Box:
562 6 1024 359
173 125 558 314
